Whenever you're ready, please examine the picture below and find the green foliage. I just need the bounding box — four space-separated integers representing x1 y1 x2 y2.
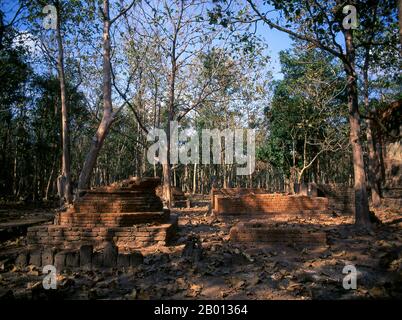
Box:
259 45 349 181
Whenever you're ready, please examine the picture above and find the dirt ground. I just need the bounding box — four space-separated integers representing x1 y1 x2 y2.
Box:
0 205 401 300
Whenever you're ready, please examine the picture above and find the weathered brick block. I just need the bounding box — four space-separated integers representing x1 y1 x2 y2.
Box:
80 244 93 269
65 251 80 268
92 252 103 268
103 242 118 268
29 249 42 266
54 251 67 271
41 248 56 266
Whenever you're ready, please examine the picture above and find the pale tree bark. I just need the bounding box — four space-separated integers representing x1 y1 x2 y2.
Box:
344 29 371 228
78 0 114 191
193 162 197 194
77 0 136 191
55 1 72 204
362 47 381 207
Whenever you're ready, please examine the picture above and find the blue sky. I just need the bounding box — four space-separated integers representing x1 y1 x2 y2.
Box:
1 0 293 80
256 23 292 80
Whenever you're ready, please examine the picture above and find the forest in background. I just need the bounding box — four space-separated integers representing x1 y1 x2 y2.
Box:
0 0 401 227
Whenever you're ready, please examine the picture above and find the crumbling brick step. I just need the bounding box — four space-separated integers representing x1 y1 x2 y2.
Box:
59 211 170 227
27 215 178 251
73 203 163 213
230 223 327 245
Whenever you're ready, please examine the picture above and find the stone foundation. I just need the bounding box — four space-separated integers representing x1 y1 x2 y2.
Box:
16 243 144 271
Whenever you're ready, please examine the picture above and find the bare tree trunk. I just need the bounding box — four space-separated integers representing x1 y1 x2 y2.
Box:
55 1 72 204
193 162 197 194
45 155 57 200
362 48 381 207
162 163 172 208
344 29 371 228
78 0 114 191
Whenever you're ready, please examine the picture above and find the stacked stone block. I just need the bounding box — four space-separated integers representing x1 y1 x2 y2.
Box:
15 243 143 271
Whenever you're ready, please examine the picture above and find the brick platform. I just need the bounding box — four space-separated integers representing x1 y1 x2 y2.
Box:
58 210 170 227
230 221 327 246
212 193 329 217
211 187 267 211
212 189 331 246
26 177 178 255
27 215 177 251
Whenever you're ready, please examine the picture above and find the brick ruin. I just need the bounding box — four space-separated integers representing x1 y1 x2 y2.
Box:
211 188 330 246
21 177 177 270
314 184 355 215
212 191 329 217
156 185 188 208
230 222 327 245
381 140 402 207
375 99 401 208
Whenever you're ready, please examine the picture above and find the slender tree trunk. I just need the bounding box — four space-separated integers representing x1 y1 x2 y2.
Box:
193 162 197 194
45 155 57 200
362 49 381 207
78 0 114 191
162 163 172 208
344 29 371 228
55 1 72 203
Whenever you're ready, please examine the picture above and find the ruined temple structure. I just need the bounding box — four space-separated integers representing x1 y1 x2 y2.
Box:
311 183 355 215
156 185 188 208
23 177 177 269
171 187 188 208
375 100 402 208
211 188 330 246
211 188 329 217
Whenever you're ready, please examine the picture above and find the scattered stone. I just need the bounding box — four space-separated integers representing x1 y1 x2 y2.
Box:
182 235 203 263
379 250 400 269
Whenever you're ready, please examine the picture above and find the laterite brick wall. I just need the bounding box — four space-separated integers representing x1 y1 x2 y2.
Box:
27 215 177 251
213 194 328 216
